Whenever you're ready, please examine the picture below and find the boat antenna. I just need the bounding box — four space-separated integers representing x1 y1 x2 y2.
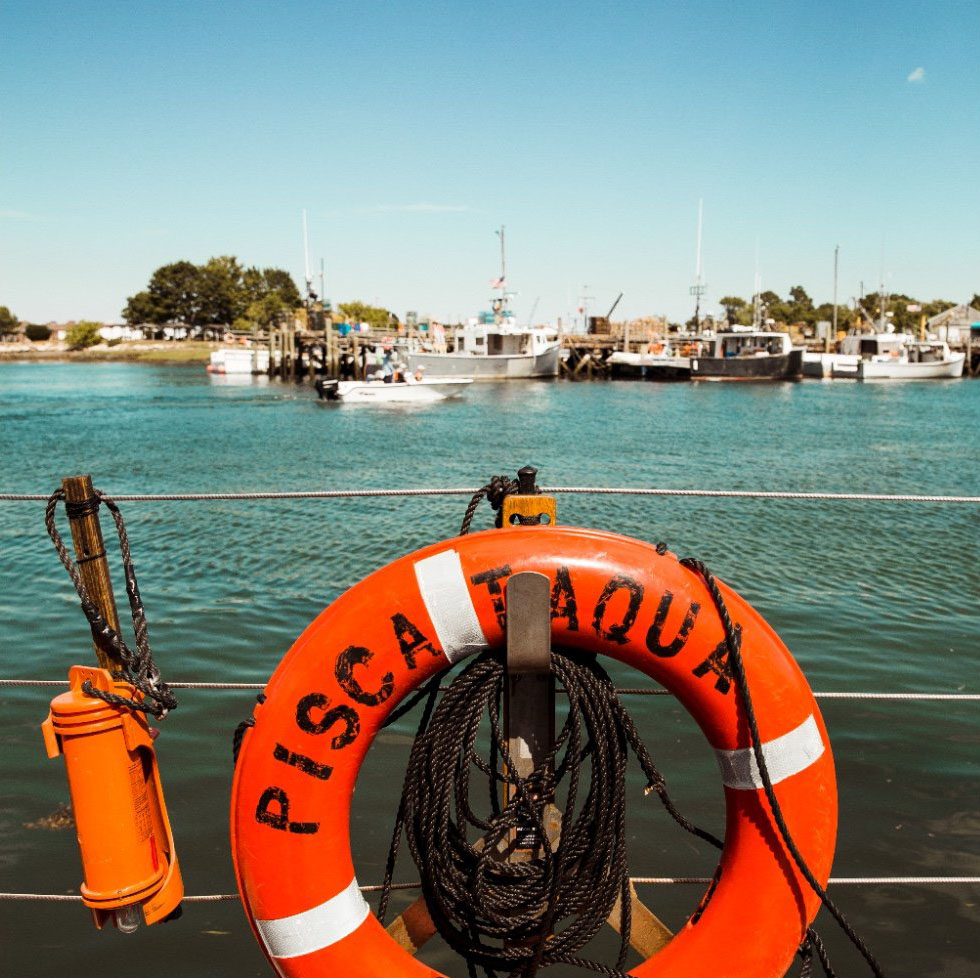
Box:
526 296 540 328
689 199 707 334
302 209 315 301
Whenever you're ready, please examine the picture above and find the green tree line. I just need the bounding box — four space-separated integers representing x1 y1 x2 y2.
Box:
123 257 302 330
715 288 979 333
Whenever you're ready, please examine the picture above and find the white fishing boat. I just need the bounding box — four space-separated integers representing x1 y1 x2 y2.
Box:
857 340 965 380
314 375 473 403
207 348 269 375
607 339 693 381
405 227 561 380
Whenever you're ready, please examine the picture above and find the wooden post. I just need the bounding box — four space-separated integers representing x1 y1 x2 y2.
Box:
61 475 124 672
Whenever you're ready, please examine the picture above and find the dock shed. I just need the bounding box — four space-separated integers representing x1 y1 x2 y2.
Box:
927 303 980 344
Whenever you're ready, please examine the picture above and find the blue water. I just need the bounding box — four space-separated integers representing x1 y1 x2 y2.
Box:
1 363 977 977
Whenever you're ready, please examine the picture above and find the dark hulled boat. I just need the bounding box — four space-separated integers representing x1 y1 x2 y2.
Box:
690 329 804 380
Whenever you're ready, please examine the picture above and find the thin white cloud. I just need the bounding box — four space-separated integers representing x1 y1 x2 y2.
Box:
360 203 471 214
907 67 925 83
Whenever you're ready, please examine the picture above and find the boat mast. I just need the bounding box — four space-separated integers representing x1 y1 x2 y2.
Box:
494 225 507 324
828 244 839 353
302 210 315 301
689 199 707 333
752 239 762 329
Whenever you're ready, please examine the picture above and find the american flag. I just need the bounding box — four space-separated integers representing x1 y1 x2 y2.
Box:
490 276 506 288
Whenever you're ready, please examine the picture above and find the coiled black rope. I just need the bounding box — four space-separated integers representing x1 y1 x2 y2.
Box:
378 649 722 978
45 487 177 719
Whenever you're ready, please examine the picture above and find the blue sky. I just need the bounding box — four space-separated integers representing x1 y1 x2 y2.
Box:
2 0 977 325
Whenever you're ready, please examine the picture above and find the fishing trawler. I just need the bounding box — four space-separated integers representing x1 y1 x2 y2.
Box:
405 227 560 380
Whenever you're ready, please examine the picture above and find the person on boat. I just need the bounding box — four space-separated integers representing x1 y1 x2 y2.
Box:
381 345 396 383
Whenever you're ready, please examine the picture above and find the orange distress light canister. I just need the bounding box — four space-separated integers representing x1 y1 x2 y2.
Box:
41 665 183 931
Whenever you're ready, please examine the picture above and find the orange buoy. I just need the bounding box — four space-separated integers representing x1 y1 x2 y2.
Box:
231 526 836 978
42 666 183 931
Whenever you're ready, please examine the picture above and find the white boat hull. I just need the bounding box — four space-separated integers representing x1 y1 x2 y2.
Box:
317 378 473 403
406 345 560 380
858 352 965 380
803 352 860 379
207 348 269 374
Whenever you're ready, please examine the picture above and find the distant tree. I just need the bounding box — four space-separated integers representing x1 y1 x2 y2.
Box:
338 301 394 332
970 294 980 310
260 268 302 307
25 324 51 341
66 321 103 350
921 298 955 319
197 256 247 326
147 261 204 326
0 305 18 337
246 292 289 328
122 290 162 325
718 296 746 323
786 285 815 325
124 259 301 330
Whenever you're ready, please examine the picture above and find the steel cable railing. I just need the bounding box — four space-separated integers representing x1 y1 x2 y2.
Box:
0 486 978 503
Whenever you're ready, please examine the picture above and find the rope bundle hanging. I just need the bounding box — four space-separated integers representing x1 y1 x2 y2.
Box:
379 649 700 977
45 487 177 718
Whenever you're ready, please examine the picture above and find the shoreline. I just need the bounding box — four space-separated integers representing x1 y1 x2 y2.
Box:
0 341 217 366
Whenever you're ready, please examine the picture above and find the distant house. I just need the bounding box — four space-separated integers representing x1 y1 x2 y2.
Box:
927 304 980 344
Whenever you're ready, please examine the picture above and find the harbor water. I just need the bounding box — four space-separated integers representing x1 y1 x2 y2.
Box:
1 362 978 977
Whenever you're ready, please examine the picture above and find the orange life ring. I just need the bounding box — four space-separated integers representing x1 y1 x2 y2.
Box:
647 341 664 354
231 526 836 978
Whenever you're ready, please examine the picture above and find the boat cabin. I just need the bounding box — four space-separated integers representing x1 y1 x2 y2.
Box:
708 330 793 358
454 319 557 357
839 332 913 359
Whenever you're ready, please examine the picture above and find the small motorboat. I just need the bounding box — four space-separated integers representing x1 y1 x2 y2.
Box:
314 375 473 403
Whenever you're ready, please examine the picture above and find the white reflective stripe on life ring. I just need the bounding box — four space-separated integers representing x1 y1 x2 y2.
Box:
255 877 370 960
715 714 824 790
414 550 489 664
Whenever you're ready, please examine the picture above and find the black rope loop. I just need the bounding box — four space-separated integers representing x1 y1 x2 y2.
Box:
232 693 267 764
461 474 542 535
679 556 884 978
45 487 177 719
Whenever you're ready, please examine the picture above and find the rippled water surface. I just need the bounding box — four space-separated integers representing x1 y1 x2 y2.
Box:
1 363 978 977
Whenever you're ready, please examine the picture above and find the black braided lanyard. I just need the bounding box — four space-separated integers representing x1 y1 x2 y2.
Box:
45 487 177 719
460 475 542 534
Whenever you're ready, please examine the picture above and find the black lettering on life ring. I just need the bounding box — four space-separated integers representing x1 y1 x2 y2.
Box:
295 693 360 749
646 591 700 657
470 565 512 630
592 575 644 645
551 566 579 632
273 743 333 780
391 613 439 669
254 786 319 834
692 624 741 695
335 646 395 707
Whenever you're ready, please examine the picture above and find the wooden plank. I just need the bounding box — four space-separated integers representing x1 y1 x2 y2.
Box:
607 880 673 958
386 895 437 954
